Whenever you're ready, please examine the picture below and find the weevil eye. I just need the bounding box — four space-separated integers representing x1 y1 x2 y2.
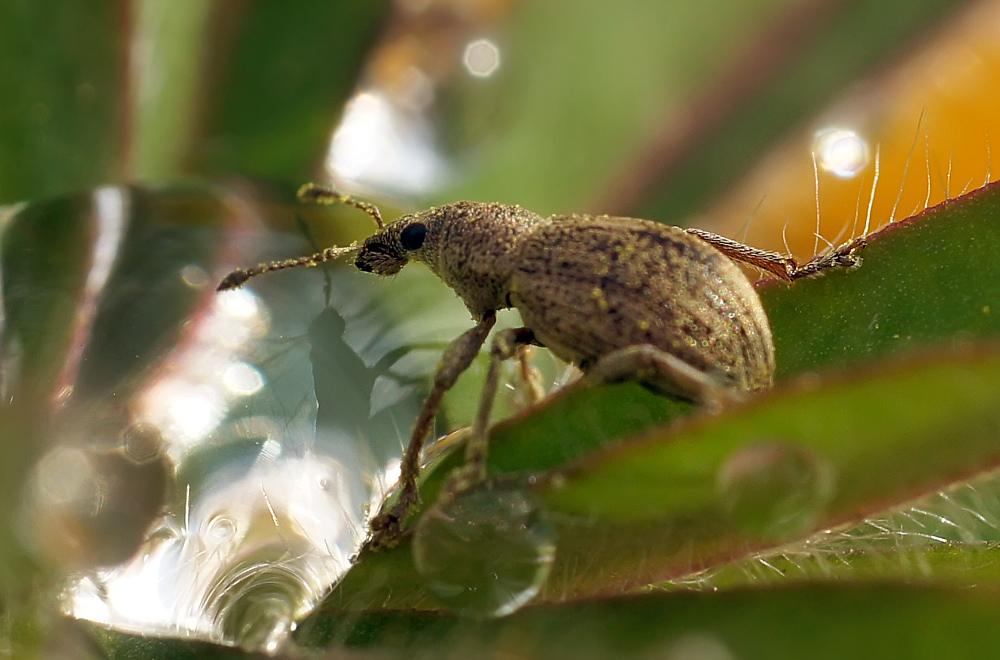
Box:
400 222 427 251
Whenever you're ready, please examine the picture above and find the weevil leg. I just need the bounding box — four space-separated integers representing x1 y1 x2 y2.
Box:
685 228 865 281
585 344 730 409
441 327 539 499
515 344 545 408
368 313 497 549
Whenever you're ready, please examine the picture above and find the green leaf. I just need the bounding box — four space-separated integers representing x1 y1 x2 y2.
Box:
94 583 1000 658
305 343 1000 615
0 2 125 202
296 584 1000 658
763 182 1000 378
671 542 1000 590
193 1 389 182
538 345 1000 598
312 182 1000 613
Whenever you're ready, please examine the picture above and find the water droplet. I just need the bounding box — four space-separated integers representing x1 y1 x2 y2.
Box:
667 632 734 660
205 514 238 544
813 127 870 179
207 560 308 652
412 479 556 618
222 361 265 396
463 38 501 78
35 447 95 506
716 441 835 542
121 423 162 464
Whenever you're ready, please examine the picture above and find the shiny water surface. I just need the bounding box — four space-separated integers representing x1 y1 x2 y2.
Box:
412 478 556 618
2 184 458 649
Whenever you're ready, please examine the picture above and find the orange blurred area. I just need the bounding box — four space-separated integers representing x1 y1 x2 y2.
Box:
704 0 1000 263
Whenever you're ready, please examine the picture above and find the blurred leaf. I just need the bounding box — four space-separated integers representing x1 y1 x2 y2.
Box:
131 2 215 180
444 0 974 219
631 0 978 223
0 2 125 203
294 584 1000 658
448 0 803 213
193 0 389 182
90 624 259 660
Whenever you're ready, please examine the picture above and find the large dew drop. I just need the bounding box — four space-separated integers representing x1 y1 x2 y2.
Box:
206 559 309 653
716 441 836 542
412 478 556 617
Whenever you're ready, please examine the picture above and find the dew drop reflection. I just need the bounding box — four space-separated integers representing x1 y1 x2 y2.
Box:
205 514 238 545
134 287 270 457
34 447 95 507
180 264 210 289
324 90 446 194
716 441 836 542
215 287 265 323
65 442 369 649
222 362 265 396
122 423 163 465
666 632 734 660
206 559 309 653
26 442 169 568
58 228 420 646
463 38 501 78
813 127 870 179
412 479 556 618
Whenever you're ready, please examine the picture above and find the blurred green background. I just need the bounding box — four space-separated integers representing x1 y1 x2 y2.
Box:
4 0 1000 658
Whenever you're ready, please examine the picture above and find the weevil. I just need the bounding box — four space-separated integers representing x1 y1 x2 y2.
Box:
218 183 863 548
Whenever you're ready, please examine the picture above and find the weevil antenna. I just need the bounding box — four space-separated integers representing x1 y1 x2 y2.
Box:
217 244 361 291
298 182 385 229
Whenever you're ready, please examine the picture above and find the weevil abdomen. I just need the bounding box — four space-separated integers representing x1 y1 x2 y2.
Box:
507 215 775 396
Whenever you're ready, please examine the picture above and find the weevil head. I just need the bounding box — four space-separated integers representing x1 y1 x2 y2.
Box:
353 214 431 276
354 201 543 317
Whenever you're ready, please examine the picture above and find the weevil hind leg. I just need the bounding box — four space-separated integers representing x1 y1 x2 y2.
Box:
585 344 731 410
367 313 497 549
685 227 864 281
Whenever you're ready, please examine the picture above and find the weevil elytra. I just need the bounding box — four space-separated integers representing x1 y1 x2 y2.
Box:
218 183 863 548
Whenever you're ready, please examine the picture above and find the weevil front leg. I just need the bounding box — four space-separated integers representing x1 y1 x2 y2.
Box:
685 228 864 281
585 344 729 408
368 312 497 548
440 327 540 499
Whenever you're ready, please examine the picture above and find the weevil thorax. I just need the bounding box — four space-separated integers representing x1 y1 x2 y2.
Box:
354 201 544 318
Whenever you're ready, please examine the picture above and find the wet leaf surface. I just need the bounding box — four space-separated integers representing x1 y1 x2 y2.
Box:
305 182 1000 614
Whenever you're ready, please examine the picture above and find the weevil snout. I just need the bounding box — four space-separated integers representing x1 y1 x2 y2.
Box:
354 239 406 274
354 216 432 275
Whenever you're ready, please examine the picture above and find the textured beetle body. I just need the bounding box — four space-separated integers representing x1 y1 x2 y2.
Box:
508 215 774 395
220 186 862 547
357 202 774 398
